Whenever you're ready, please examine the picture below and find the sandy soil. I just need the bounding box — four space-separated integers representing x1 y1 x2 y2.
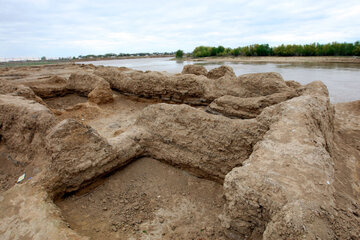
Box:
0 64 90 82
49 91 206 139
333 100 360 205
0 144 41 192
55 157 227 240
49 92 163 138
1 64 359 239
0 144 27 191
45 94 88 109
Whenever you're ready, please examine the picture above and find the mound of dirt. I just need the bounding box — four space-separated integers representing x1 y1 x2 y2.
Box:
208 90 298 119
237 72 291 97
181 64 208 76
68 73 109 96
207 65 236 79
0 79 45 104
0 95 55 192
135 103 267 181
222 82 337 239
0 95 55 163
23 76 70 98
88 82 114 104
95 65 296 104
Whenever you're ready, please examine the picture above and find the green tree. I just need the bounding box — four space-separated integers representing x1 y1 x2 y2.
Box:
191 41 360 57
175 49 184 58
216 45 225 56
232 48 241 56
353 46 360 56
192 46 211 57
255 44 271 56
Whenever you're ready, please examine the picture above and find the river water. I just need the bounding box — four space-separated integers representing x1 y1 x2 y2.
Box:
78 57 360 103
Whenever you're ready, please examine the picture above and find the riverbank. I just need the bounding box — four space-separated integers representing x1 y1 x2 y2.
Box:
185 56 360 64
0 55 175 68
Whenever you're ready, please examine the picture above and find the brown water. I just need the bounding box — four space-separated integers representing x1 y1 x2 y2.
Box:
78 57 360 103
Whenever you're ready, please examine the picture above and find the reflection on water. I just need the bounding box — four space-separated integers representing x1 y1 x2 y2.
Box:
77 57 360 103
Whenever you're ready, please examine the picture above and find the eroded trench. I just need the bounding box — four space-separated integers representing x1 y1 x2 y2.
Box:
47 92 229 240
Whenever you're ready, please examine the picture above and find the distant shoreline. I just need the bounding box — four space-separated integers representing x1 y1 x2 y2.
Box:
0 55 175 68
2 55 360 68
76 54 174 62
185 56 360 64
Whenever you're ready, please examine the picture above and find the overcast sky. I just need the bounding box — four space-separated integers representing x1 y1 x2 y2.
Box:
1 0 360 58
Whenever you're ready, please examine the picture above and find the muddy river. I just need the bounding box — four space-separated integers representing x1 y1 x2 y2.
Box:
78 57 360 103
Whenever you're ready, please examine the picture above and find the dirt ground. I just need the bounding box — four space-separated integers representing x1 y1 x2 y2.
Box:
45 94 88 109
55 157 227 240
48 91 206 139
333 100 360 211
1 64 359 239
47 92 161 138
0 144 41 192
0 144 27 191
0 64 92 82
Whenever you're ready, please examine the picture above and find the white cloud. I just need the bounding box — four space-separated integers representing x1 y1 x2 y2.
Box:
0 0 359 58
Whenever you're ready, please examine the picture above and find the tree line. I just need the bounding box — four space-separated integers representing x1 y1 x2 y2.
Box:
192 42 360 57
77 52 175 59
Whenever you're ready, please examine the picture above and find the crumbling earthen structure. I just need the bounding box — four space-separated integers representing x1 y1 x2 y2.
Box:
0 64 359 239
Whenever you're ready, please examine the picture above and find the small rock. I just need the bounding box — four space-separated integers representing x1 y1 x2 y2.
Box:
159 217 164 224
112 226 118 232
103 207 108 211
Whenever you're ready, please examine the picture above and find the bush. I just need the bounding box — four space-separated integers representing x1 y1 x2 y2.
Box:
192 46 211 57
353 46 360 56
176 50 184 58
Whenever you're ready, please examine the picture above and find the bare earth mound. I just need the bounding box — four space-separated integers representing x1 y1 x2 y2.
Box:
0 64 359 240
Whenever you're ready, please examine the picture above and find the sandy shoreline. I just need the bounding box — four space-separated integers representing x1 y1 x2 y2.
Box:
188 56 360 64
2 56 360 68
0 55 175 67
